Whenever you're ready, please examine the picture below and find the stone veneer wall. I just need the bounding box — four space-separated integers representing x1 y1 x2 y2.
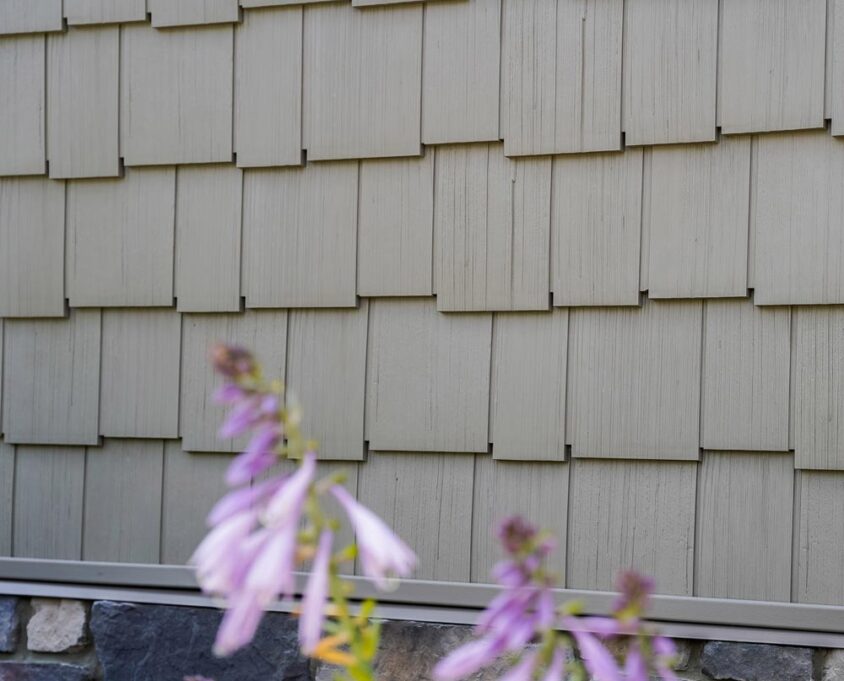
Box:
0 596 841 681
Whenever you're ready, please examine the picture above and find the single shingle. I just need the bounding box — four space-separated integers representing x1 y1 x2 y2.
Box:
3 311 101 446
647 137 751 298
149 0 239 27
100 309 182 439
696 451 793 601
234 5 302 168
303 2 422 160
434 143 551 311
489 310 567 461
64 0 146 25
67 168 176 307
0 0 62 35
121 23 233 166
243 163 358 308
567 459 696 595
47 26 120 179
0 36 45 176
501 0 623 155
175 165 242 313
719 0 825 134
83 439 164 564
0 177 65 317
622 0 717 145
552 149 642 306
422 0 500 144
366 298 492 453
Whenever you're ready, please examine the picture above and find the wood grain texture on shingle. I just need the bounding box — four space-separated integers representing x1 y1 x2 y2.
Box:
64 0 147 25
0 444 13 555
160 441 230 564
47 26 120 179
567 459 696 595
622 0 717 146
647 137 751 298
243 163 357 308
795 471 844 605
0 0 62 35
357 452 474 581
834 0 844 135
0 36 45 176
175 165 242 312
501 0 622 156
551 149 642 306
234 6 302 168
719 0 826 134
67 168 176 307
754 132 844 305
303 2 422 160
180 311 287 452
793 306 844 470
568 300 702 460
358 153 433 297
287 304 368 461
3 311 101 446
702 300 791 452
149 0 239 27
13 446 85 560
434 143 551 311
366 298 492 453
121 24 233 166
422 0 500 144
471 457 568 582
100 309 181 439
0 177 65 317
242 0 334 6
696 451 793 601
83 439 164 563
490 310 567 461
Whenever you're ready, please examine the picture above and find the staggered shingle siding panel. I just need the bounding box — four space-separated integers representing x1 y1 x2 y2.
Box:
0 0 843 613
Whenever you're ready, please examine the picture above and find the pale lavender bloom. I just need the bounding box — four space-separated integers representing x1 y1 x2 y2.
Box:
264 451 316 526
569 628 622 681
213 591 265 656
653 636 679 681
191 511 257 595
213 383 246 404
243 515 299 604
299 529 333 654
542 648 566 681
432 637 504 681
624 643 648 681
218 396 263 439
207 476 288 526
499 650 537 681
331 485 417 589
225 428 280 486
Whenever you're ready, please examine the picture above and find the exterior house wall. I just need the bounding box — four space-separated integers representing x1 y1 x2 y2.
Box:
0 0 842 630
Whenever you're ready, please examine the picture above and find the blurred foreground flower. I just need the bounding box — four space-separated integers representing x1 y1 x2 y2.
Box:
433 516 678 681
190 344 417 681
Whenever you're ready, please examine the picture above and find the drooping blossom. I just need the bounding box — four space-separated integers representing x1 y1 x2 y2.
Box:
300 529 333 654
542 648 566 681
330 485 417 590
498 650 537 681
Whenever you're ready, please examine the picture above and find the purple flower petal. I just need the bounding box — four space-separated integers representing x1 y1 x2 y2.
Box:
213 592 264 657
624 643 649 681
542 648 566 681
263 452 316 526
499 651 537 681
432 637 503 681
571 629 623 681
299 529 333 654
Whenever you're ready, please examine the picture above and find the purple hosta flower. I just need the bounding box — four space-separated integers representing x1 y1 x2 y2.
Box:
206 476 289 527
264 452 317 525
569 627 623 681
432 638 505 681
653 636 679 681
624 642 649 681
209 343 257 379
613 570 655 621
192 510 258 595
499 650 537 681
330 485 417 590
299 529 333 654
542 648 566 681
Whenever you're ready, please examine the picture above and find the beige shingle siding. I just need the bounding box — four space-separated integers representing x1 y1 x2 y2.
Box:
4 0 844 613
695 451 794 601
63 0 147 26
0 36 45 176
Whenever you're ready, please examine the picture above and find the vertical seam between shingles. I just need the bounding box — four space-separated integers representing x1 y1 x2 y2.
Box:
79 445 88 561
8 445 16 556
790 467 801 603
563 455 574 588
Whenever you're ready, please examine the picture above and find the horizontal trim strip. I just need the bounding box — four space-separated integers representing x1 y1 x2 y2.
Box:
0 558 842 646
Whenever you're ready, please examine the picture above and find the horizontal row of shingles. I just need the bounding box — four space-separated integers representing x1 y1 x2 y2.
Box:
2 442 842 605
7 131 844 318
3 299 844 469
2 0 844 176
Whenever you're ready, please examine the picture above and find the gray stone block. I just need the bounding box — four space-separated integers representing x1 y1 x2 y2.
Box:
0 597 18 653
0 662 91 681
824 650 844 681
27 599 88 653
701 641 813 681
90 601 310 681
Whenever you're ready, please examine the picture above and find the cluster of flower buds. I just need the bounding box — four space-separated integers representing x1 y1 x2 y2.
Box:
191 343 417 677
434 516 679 681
